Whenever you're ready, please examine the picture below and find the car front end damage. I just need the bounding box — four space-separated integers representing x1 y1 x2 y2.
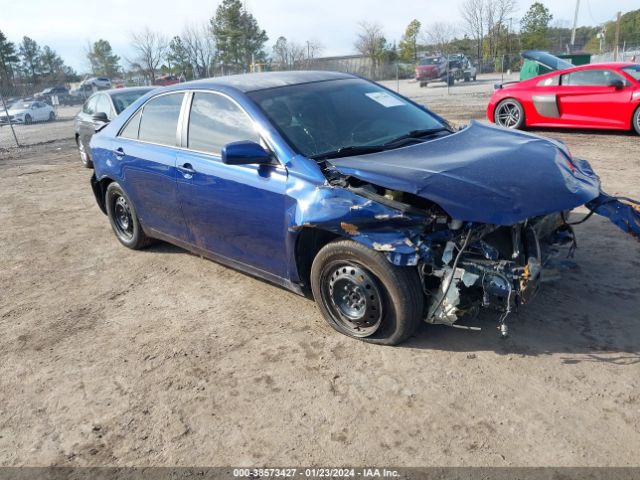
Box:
290 122 640 336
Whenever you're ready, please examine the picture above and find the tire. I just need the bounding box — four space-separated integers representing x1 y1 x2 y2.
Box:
447 75 454 86
632 106 640 135
105 182 153 249
24 114 32 125
77 137 93 168
464 74 470 82
49 111 55 121
419 81 427 88
310 239 424 345
494 98 525 129
473 74 477 81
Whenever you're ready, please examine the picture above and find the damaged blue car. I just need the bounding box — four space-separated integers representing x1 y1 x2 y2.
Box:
89 71 640 345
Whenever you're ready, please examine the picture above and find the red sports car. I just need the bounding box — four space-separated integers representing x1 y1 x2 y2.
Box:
487 51 640 135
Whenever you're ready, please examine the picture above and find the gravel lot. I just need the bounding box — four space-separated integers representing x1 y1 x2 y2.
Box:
1 74 639 467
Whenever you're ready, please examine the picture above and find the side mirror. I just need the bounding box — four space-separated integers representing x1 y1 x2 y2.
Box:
222 141 272 165
92 111 109 123
609 78 624 90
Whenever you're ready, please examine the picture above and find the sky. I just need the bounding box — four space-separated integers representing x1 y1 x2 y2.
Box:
1 0 637 73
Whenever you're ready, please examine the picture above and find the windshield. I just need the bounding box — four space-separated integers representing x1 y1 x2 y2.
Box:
419 57 441 65
9 102 31 110
110 89 153 114
248 78 444 158
622 65 640 81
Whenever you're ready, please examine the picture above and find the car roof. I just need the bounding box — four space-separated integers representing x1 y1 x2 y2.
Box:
166 71 356 93
559 61 636 73
91 86 155 97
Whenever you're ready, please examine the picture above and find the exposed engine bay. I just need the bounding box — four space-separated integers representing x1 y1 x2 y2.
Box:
302 163 639 337
346 180 580 336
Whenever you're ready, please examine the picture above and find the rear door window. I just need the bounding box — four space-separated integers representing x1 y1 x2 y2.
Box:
137 93 184 146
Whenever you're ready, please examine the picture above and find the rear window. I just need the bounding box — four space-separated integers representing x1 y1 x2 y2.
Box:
622 65 640 81
137 93 184 146
537 75 559 86
110 89 152 114
419 57 442 65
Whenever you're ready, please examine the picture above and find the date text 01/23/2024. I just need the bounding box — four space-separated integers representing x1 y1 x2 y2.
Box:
232 468 400 478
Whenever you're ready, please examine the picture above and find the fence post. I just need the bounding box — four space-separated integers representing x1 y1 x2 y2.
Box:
0 91 20 148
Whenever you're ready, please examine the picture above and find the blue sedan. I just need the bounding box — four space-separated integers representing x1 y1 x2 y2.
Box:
90 71 640 345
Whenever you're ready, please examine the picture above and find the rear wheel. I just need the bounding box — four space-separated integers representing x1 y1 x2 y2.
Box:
105 182 153 249
311 239 424 345
49 111 55 121
24 114 32 125
447 75 455 86
633 106 640 135
494 98 525 129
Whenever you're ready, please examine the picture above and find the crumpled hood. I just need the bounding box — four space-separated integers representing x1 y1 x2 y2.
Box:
328 121 601 225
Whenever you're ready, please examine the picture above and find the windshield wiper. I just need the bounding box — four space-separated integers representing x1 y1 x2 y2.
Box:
383 127 450 146
311 145 386 160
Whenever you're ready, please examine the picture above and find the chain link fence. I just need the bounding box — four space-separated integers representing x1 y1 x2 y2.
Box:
0 80 94 150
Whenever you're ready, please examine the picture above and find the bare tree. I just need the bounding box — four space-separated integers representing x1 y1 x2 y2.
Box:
129 27 169 84
182 23 215 78
305 39 324 61
485 0 517 58
354 22 387 77
459 0 485 59
460 0 517 60
424 22 458 54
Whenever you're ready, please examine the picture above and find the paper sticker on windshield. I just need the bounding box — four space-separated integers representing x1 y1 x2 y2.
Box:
365 92 406 108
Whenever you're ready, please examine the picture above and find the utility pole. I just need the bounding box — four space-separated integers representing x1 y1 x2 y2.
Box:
570 0 580 47
614 11 621 61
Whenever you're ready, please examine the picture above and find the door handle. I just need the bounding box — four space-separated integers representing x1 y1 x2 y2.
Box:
177 163 196 175
113 147 125 159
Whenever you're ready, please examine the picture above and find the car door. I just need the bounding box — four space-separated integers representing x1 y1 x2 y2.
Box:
31 102 45 121
78 95 99 149
557 68 633 128
176 91 288 277
115 92 189 242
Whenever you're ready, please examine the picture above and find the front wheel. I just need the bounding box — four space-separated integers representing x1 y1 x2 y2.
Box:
311 239 424 345
24 114 32 125
105 182 153 249
49 111 56 121
494 98 525 129
632 106 640 135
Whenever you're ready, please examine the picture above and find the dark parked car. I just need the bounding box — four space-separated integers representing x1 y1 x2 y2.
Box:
74 87 154 168
34 86 77 106
89 71 639 345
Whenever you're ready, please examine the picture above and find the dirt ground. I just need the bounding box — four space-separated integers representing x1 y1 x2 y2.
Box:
1 75 639 467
